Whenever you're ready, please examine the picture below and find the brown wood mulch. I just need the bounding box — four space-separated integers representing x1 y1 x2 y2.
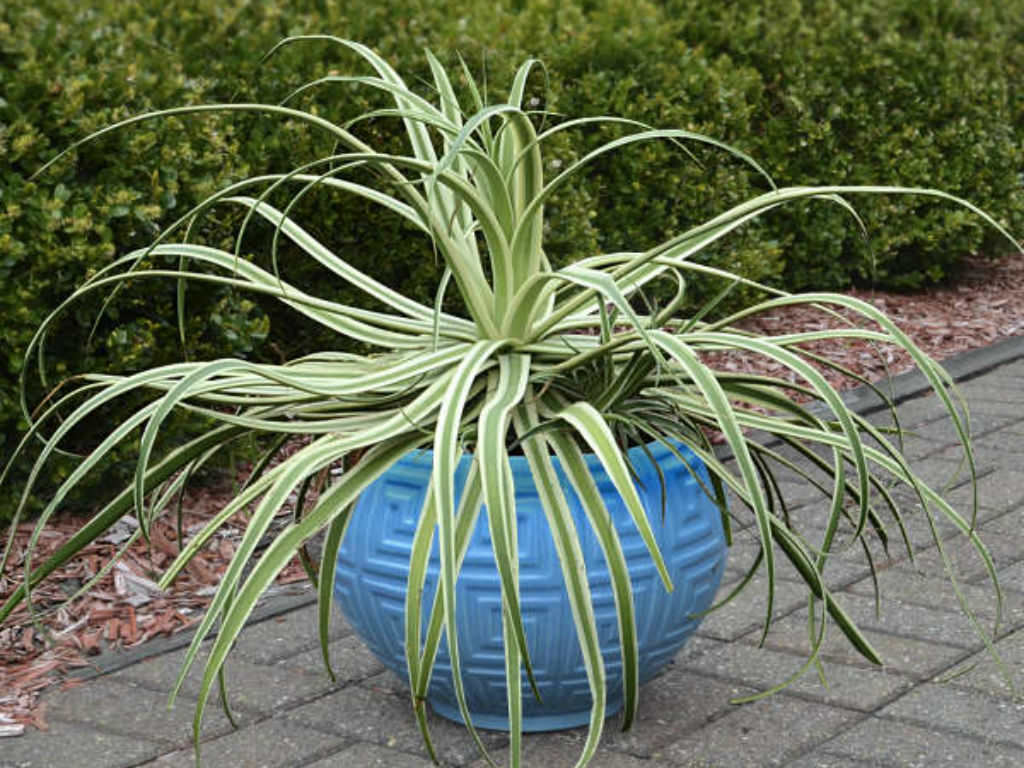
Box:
1 253 1022 737
703 254 1024 392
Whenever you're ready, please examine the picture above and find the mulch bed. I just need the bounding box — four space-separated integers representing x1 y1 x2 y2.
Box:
703 254 1024 391
2 253 1022 737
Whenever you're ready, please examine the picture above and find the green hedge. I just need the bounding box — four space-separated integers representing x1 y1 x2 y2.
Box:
2 0 1021 522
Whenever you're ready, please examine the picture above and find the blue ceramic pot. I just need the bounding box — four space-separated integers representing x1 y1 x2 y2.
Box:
334 439 727 731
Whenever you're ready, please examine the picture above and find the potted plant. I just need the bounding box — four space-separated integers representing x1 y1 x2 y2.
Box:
1 36 1017 766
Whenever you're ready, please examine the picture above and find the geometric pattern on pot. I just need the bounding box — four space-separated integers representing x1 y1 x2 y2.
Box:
335 439 727 731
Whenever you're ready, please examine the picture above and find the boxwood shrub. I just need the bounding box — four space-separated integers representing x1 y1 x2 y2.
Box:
1 0 1021 522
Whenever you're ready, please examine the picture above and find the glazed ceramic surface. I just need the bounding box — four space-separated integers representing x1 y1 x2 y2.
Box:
334 440 727 731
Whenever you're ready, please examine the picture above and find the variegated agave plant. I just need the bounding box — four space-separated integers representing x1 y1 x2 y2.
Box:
1 37 1018 767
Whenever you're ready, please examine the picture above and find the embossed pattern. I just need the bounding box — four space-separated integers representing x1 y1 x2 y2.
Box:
334 440 727 731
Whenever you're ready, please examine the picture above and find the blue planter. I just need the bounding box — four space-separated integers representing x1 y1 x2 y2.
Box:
334 439 727 731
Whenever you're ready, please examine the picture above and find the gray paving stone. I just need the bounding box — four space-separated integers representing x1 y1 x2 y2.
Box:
974 506 1024 539
598 665 752 757
819 715 1024 767
473 731 675 767
42 677 237 747
358 667 414 696
913 466 1022 515
760 521 898 582
356 655 744 761
284 681 508 766
695 573 809 642
270 632 385 682
305 743 437 767
113 644 213 697
957 378 1024 405
874 393 951 427
878 683 1024 749
941 627 1024 699
893 521 1023 584
910 411 1024 443
952 398 1024 417
756 612 968 679
998 560 1024 593
886 434 944 461
660 694 860 767
920 463 1024 510
683 640 914 712
146 719 346 767
844 568 1020 624
0 720 164 768
787 591 989 650
773 479 833 511
783 755 880 768
727 534 876 588
882 455 968 494
116 640 360 717
230 601 351 665
982 431 1024 452
863 480 1009 551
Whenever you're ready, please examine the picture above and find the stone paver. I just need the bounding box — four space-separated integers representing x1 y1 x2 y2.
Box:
306 743 437 767
683 640 915 712
41 677 239 747
783 755 878 768
818 716 1024 767
147 719 345 767
939 626 1024 699
845 567 1022 624
660 695 861 767
474 732 671 768
0 720 164 768
284 682 509 766
696 573 811 642
892 520 1023 584
877 683 1024 749
754 608 971 679
998 560 1024 593
229 601 351 665
7 340 1023 768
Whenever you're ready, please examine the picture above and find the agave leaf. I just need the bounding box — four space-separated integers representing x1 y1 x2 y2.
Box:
430 339 506 763
649 331 777 641
547 431 640 730
477 354 540 702
317 504 352 683
513 398 605 768
412 455 484 710
550 401 672 592
405 474 441 763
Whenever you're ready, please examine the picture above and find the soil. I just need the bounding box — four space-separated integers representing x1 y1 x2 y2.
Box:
2 253 1022 736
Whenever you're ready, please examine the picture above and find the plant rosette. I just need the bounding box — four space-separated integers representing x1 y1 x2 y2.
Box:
1 36 1019 768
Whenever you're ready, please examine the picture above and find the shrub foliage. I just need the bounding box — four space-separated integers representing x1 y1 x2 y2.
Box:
2 0 1021 521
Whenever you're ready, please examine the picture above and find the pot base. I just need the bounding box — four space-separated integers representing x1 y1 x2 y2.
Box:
430 698 619 732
